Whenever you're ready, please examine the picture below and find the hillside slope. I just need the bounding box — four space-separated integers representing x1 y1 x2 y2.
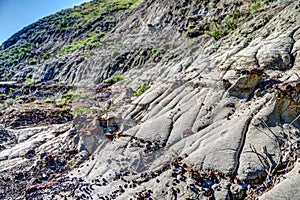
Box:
0 0 299 199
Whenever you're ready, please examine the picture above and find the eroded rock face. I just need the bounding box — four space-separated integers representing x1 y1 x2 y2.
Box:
0 0 300 199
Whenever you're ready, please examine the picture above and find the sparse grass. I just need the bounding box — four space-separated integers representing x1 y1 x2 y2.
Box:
70 0 143 22
205 11 240 40
0 0 144 71
58 20 73 31
58 34 102 56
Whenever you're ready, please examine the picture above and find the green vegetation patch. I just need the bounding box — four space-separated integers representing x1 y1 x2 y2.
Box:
0 42 34 68
204 11 241 40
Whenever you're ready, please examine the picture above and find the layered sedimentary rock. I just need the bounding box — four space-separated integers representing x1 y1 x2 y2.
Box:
0 0 299 199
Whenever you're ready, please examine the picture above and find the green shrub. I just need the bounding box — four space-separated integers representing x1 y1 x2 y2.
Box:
252 3 261 13
62 105 71 111
263 0 270 4
26 72 33 78
9 88 15 93
212 29 223 39
85 51 95 57
41 52 51 59
186 27 204 38
151 48 158 55
126 54 132 60
55 97 66 106
113 74 123 83
5 98 14 107
223 29 232 34
224 17 237 30
188 39 198 46
105 74 124 84
104 79 113 84
109 105 115 111
34 99 40 104
65 93 73 103
113 49 120 55
29 59 37 65
232 12 241 20
23 79 36 87
134 85 151 97
209 3 216 9
44 97 53 103
72 107 91 115
205 29 223 40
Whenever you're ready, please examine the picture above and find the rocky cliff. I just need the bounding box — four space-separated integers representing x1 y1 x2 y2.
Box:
0 0 299 199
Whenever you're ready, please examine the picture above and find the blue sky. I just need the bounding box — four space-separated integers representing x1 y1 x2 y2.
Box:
0 0 92 44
